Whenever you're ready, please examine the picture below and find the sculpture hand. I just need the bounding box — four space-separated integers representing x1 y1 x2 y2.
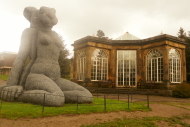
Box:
0 86 23 101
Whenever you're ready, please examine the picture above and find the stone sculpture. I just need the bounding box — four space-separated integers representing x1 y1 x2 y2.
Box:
0 6 93 106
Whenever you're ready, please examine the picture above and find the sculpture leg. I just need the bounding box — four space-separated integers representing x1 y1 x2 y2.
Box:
17 73 65 106
55 78 93 103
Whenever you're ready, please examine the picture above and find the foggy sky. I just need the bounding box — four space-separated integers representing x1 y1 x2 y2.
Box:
0 0 190 57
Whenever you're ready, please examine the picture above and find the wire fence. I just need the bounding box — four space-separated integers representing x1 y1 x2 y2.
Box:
0 89 150 116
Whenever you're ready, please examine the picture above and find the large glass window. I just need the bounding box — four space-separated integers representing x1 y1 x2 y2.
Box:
77 50 86 80
91 49 108 80
146 49 163 82
169 49 181 83
117 50 136 87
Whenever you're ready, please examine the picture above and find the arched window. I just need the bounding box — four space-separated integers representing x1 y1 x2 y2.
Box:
91 49 108 80
77 50 85 80
169 49 181 83
146 49 163 82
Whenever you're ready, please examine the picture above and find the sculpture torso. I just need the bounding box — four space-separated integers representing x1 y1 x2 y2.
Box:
30 30 62 81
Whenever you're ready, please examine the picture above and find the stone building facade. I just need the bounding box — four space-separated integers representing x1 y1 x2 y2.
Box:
72 34 186 89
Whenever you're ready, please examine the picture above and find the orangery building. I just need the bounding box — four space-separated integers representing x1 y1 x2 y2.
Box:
72 33 186 89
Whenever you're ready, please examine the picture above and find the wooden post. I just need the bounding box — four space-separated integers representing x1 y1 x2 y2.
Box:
104 95 106 111
42 93 46 115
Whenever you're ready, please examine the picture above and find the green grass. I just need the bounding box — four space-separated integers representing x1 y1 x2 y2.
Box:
0 97 150 119
81 115 190 127
0 75 8 81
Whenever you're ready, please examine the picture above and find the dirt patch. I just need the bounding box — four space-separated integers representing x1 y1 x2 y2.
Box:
0 104 190 127
182 119 190 124
154 121 171 127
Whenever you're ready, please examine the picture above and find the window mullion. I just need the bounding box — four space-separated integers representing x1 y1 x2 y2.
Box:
129 60 131 86
95 59 97 80
151 59 152 81
123 59 124 86
101 58 103 80
172 58 173 82
176 58 177 82
83 57 85 80
157 58 158 82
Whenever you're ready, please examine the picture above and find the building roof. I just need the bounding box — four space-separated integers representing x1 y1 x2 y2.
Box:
73 34 186 46
115 32 140 40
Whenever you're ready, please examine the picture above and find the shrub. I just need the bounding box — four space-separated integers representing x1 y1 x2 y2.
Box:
172 83 190 98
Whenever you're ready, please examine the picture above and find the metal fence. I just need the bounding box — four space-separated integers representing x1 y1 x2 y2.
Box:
0 89 150 116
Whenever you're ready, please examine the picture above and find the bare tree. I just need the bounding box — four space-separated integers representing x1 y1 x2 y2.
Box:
96 30 105 38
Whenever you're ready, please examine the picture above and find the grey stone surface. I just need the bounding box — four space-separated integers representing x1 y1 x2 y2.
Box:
0 6 93 106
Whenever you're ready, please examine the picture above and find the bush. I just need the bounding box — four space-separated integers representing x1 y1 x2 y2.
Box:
172 83 190 98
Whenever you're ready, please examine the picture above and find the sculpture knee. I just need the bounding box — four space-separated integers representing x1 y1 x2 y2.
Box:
64 90 93 104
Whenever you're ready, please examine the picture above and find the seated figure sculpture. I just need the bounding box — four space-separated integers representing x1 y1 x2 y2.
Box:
0 6 93 106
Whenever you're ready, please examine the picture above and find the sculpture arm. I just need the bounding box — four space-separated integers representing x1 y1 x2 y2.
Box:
6 28 38 86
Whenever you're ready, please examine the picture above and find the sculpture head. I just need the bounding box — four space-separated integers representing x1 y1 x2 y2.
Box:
23 6 58 30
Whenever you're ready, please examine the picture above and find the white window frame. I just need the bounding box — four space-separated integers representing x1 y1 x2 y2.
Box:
146 49 163 82
91 49 108 81
77 50 86 81
169 49 181 83
116 50 137 87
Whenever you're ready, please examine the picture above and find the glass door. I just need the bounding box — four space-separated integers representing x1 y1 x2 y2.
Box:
117 50 137 87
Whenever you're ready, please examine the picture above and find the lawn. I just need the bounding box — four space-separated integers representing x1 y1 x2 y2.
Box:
0 75 8 81
0 97 150 119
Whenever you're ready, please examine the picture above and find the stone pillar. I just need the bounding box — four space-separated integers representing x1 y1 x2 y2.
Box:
141 49 146 81
85 47 91 79
73 50 77 79
110 49 116 83
162 46 170 89
137 49 142 82
163 47 169 81
182 49 186 82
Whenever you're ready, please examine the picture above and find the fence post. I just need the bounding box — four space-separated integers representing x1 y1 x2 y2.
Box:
118 92 120 100
76 96 78 113
104 95 106 111
147 93 149 108
42 93 46 115
128 94 130 109
131 94 132 103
